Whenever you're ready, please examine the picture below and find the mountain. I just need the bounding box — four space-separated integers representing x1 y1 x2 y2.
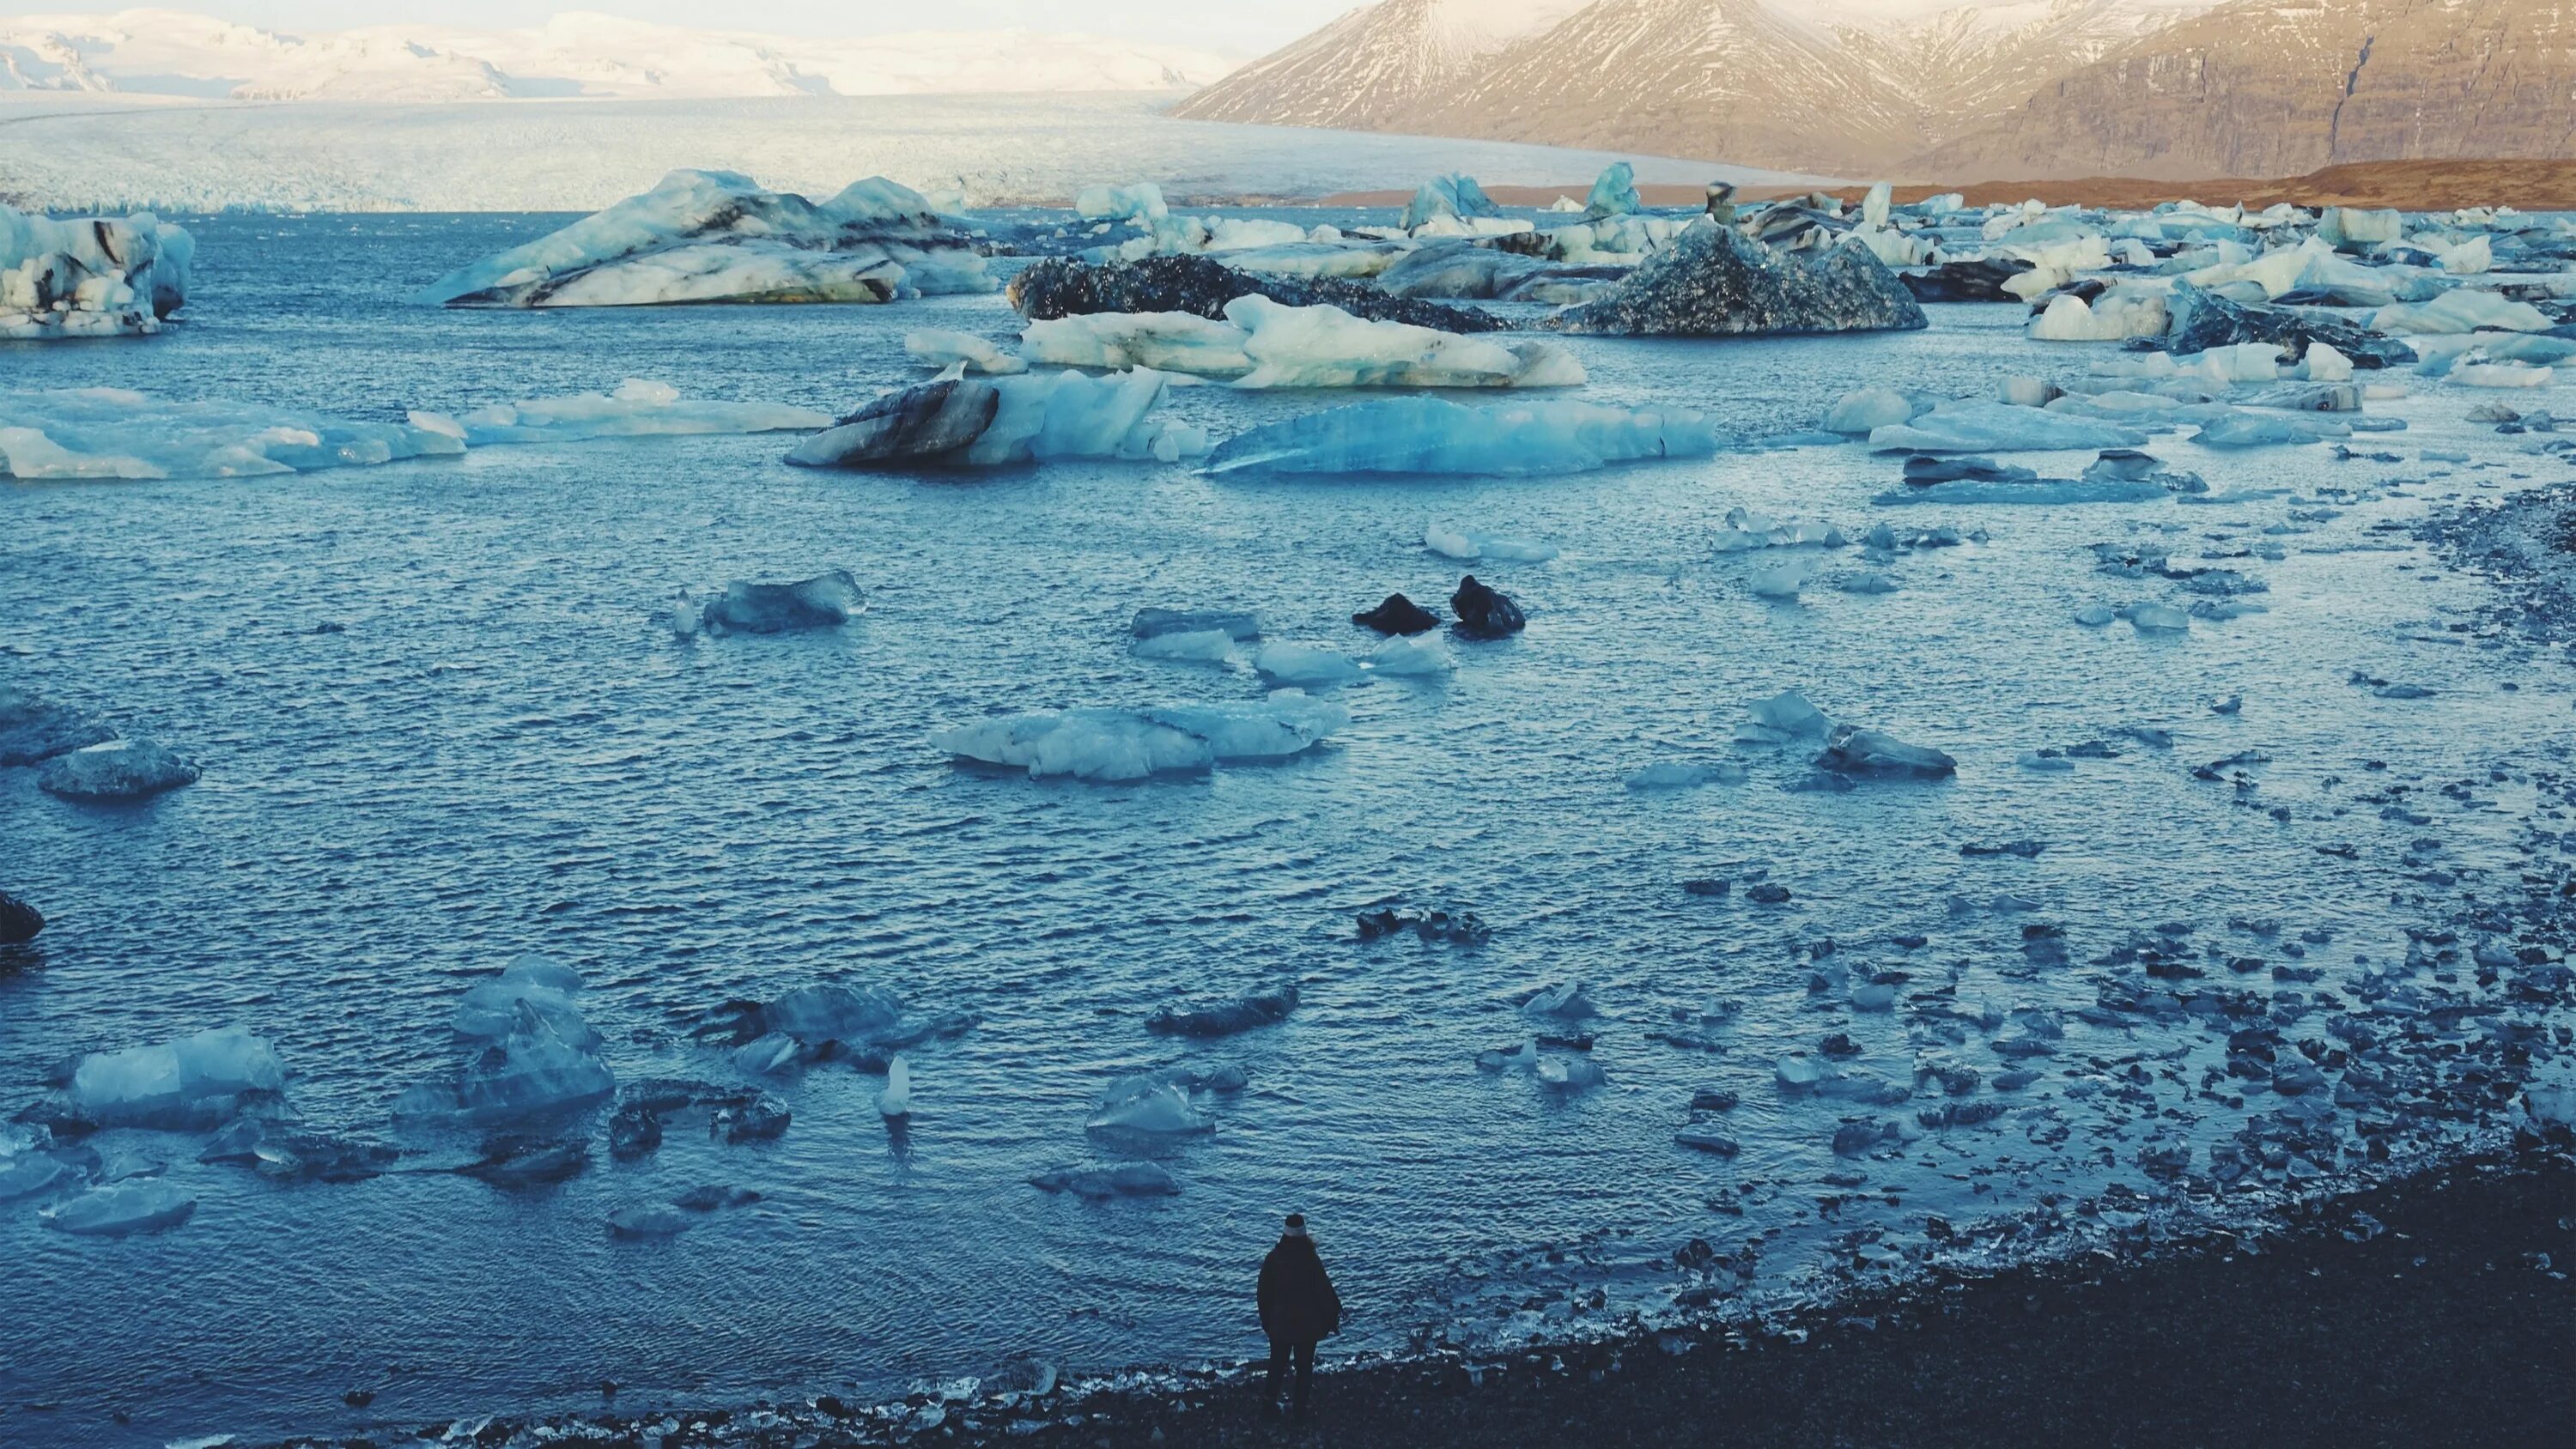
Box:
1176 0 2574 179
0 9 1237 102
1915 0 2576 179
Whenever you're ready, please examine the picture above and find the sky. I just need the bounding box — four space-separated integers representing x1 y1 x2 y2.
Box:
9 2 1364 54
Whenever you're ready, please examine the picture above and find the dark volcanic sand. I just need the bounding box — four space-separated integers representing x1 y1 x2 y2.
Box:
267 1152 2575 1448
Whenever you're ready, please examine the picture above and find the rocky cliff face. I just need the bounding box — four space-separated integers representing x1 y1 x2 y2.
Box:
1176 0 2575 180
1916 0 2576 179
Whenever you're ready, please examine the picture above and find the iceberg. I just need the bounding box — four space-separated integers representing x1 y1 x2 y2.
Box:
1008 254 1504 334
1024 312 1256 377
1551 223 1927 336
1820 388 1917 433
1226 296 1583 390
2 202 191 340
2455 363 2553 389
672 570 865 636
877 1056 913 1119
1425 523 1559 562
71 1028 287 1128
452 1003 615 1122
416 169 991 307
420 379 828 445
1400 173 1499 232
1813 724 1955 779
905 329 1026 374
1074 182 1168 221
2029 290 2168 342
1205 397 1719 477
1252 642 1364 687
1133 629 1240 665
1583 161 1643 220
933 690 1348 781
44 1180 197 1236
453 955 598 1050
2372 289 2552 336
1 387 463 481
2162 283 2411 368
37 737 200 799
785 370 1206 470
1086 1082 1211 1134
1366 634 1455 676
1868 403 2147 454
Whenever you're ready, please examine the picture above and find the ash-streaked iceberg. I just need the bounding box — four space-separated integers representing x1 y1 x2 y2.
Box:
1550 222 1926 337
1205 397 1718 477
2 203 191 340
785 368 1207 470
414 170 993 308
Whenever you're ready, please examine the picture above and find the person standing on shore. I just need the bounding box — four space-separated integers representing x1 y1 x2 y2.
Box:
1256 1212 1340 1423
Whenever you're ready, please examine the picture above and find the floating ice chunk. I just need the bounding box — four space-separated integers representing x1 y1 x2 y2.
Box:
44 1179 197 1236
1252 642 1364 688
1625 761 1746 791
933 691 1348 781
426 380 828 445
1586 161 1643 219
1366 634 1454 677
763 984 903 1044
1206 397 1718 477
1425 523 1558 562
787 370 1203 470
1133 629 1240 666
2029 290 2168 341
1224 296 1583 390
1749 688 1832 737
2373 289 2552 336
72 1028 286 1128
1023 312 1256 377
1748 555 1819 598
1400 173 1498 232
1868 403 2146 454
2074 603 2116 627
2436 234 2493 275
904 329 1025 375
453 955 598 1051
2193 412 2346 447
417 170 990 307
1 388 463 481
2018 750 2075 772
1075 182 1168 221
878 1056 912 1119
451 1003 616 1123
2455 363 2553 389
2 202 191 340
672 571 864 637
2123 603 2190 632
2302 343 2354 382
2318 207 2403 249
1814 724 1956 779
1087 1082 1210 1134
1821 388 1916 433
1535 1056 1607 1089
37 737 199 800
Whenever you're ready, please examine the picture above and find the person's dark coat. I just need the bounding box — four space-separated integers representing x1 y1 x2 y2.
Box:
1257 1234 1341 1343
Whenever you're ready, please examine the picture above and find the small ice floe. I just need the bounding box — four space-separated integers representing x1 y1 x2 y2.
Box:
1868 402 2145 453
397 964 614 1125
1145 982 1297 1038
37 738 199 800
0 388 461 481
1367 634 1455 676
416 379 828 445
44 1179 197 1236
1625 761 1747 791
877 1057 913 1120
69 1028 286 1130
932 692 1349 781
905 329 1025 374
1811 724 1956 779
671 569 864 638
1425 522 1558 563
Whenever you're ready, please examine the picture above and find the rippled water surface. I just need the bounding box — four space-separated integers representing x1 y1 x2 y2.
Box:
3 215 2572 1447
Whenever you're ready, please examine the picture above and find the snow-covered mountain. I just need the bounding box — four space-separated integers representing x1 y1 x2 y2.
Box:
0 9 1238 101
1176 0 2571 179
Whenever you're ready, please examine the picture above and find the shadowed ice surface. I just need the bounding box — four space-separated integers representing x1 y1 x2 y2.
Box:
1 214 2569 1446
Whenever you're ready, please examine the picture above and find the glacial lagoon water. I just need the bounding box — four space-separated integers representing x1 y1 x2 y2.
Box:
3 213 2573 1446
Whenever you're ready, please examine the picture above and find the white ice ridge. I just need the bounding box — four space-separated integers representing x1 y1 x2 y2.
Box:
2 202 192 340
931 690 1350 781
412 379 829 444
1204 397 1719 477
786 367 1210 470
1021 296 1584 390
412 169 994 308
0 387 463 480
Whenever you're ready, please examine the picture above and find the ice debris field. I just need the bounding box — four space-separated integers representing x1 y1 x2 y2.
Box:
3 164 2576 1446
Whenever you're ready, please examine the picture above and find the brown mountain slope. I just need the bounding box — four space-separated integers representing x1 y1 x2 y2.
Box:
1912 0 2576 179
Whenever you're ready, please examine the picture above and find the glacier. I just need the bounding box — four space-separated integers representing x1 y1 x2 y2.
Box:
414 169 993 308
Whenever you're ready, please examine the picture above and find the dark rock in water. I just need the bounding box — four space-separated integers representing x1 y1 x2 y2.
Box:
784 378 999 469
711 1094 791 1143
0 688 115 767
1552 226 1926 336
37 738 200 800
1904 454 2036 485
1814 724 1957 779
1133 607 1261 640
2162 283 2414 368
1746 882 1794 904
1005 254 1504 333
1449 576 1526 639
0 891 42 944
607 1103 664 1160
1352 593 1441 635
1898 256 2032 303
1356 906 1490 943
1146 983 1297 1038
696 570 865 634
